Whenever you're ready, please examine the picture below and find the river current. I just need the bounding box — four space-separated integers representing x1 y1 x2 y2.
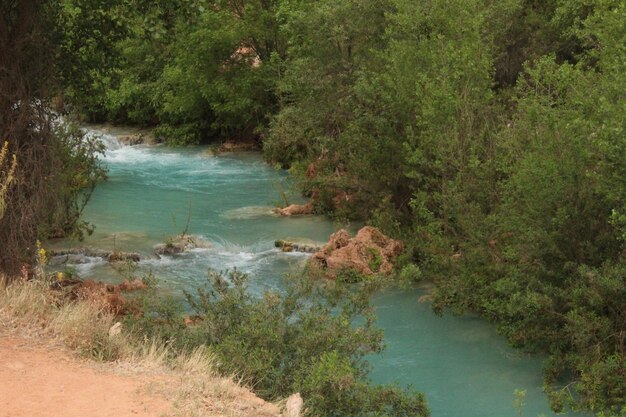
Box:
53 127 573 417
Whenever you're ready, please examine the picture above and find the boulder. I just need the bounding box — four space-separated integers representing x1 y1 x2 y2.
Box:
117 132 159 146
70 278 148 315
108 322 123 338
273 202 314 217
108 251 141 263
327 229 350 249
311 226 403 278
274 239 322 254
118 134 145 146
71 279 126 315
155 234 212 256
154 243 185 256
285 393 303 417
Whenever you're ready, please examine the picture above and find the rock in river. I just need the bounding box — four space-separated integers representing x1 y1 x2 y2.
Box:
311 226 403 278
154 234 212 256
273 201 314 216
274 239 322 253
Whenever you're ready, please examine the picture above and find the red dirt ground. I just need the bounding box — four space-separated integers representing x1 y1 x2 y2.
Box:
0 337 171 417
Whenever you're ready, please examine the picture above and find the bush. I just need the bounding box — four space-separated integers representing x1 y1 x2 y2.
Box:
300 350 428 417
129 269 430 417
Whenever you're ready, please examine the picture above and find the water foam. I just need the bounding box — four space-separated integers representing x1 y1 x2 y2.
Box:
56 256 108 276
84 128 123 151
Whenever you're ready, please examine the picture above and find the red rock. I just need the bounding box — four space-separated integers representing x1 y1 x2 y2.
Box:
274 202 314 216
183 315 203 326
306 163 317 179
311 226 403 278
331 191 354 210
327 229 350 249
118 279 148 291
72 279 120 314
71 278 148 315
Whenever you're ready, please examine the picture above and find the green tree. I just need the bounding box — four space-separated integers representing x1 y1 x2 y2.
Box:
56 0 132 119
0 0 107 275
152 1 283 144
431 1 626 412
82 0 285 144
343 0 496 219
265 0 390 167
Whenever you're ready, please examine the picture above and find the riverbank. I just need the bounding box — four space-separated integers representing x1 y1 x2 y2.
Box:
47 125 568 417
0 277 282 417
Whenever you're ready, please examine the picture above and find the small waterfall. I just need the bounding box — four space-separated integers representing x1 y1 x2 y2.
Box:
84 128 123 151
97 132 123 151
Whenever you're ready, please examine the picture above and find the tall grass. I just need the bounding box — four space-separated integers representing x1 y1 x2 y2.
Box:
0 276 281 417
0 141 17 220
0 276 125 358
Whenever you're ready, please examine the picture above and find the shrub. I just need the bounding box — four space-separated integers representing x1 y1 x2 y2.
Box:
130 269 430 417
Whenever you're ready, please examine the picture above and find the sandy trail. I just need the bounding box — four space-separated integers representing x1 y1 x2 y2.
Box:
0 337 170 417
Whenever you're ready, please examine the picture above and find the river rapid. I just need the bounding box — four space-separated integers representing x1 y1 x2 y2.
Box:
52 127 574 417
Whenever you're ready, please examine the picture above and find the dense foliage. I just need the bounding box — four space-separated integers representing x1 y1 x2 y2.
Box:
63 0 284 145
4 0 624 414
128 269 429 417
0 0 106 274
272 2 625 414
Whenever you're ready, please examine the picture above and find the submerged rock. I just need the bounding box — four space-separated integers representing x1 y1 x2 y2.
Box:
221 206 278 220
311 226 403 278
274 239 322 253
154 234 212 256
274 201 314 217
107 252 141 263
50 248 140 263
117 132 159 146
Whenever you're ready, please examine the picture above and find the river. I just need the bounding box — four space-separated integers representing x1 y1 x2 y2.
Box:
52 127 574 417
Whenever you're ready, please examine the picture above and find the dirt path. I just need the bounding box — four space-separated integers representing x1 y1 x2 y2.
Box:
0 337 171 417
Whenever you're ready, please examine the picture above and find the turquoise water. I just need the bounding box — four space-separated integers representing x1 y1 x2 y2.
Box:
55 127 572 417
